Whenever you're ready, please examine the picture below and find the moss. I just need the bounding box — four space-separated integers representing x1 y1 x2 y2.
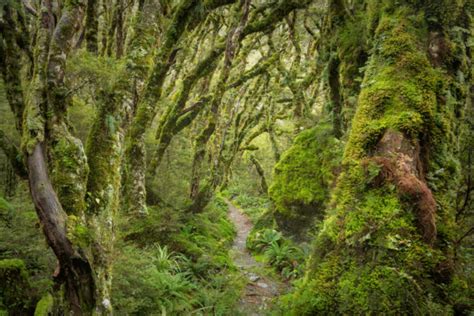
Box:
268 123 343 238
66 215 92 249
283 2 471 314
0 259 31 312
335 9 370 128
270 124 342 213
34 293 53 316
344 11 443 162
49 126 89 216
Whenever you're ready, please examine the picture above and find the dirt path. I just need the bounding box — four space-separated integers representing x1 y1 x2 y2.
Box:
226 199 285 315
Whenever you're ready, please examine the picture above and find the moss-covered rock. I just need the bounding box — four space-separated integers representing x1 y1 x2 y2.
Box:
269 123 343 239
0 259 31 313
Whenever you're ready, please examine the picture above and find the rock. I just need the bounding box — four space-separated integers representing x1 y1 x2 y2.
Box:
248 273 260 282
257 282 268 289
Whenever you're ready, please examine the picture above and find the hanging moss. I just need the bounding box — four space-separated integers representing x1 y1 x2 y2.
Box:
269 123 343 239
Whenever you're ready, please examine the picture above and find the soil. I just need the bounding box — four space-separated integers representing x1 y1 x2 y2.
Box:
226 199 286 315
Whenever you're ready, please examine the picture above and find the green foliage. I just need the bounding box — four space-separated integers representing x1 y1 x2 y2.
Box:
0 259 31 312
263 242 303 279
113 196 242 314
247 228 305 279
0 1 471 314
0 191 54 308
112 244 198 314
67 50 124 92
247 228 282 253
230 192 270 224
0 198 13 223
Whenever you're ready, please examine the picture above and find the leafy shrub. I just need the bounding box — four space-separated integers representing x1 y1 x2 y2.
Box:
0 191 54 313
247 228 282 252
112 244 198 315
247 228 305 279
264 242 303 276
113 196 241 314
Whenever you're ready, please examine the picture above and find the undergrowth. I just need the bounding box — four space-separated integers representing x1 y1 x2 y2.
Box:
224 190 308 281
113 196 243 315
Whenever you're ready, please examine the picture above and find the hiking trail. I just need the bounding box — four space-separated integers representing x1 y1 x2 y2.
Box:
226 199 287 315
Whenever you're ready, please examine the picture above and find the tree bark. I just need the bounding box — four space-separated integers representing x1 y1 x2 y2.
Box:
123 0 237 215
85 0 98 53
250 154 268 193
289 1 472 313
28 143 95 314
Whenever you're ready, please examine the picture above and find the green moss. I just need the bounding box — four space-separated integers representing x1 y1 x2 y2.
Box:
344 11 443 161
66 215 92 249
269 123 343 237
49 128 89 216
0 259 31 312
269 123 342 240
282 2 470 314
34 293 53 316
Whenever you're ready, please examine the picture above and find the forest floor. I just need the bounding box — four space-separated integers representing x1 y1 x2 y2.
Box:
226 199 287 315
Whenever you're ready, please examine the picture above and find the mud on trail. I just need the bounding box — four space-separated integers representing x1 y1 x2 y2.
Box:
226 200 287 315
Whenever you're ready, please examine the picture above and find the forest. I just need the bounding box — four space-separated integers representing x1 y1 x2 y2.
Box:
0 0 472 314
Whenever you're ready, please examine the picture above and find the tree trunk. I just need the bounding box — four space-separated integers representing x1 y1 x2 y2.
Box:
122 0 233 215
85 0 98 53
28 143 95 314
288 1 472 314
250 154 268 194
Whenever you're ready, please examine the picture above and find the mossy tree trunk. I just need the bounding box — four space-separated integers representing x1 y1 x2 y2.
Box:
0 0 158 312
85 1 162 310
147 44 224 175
16 1 97 313
122 0 238 216
187 0 312 212
249 154 268 194
188 0 251 211
148 43 278 177
288 1 472 314
85 0 98 53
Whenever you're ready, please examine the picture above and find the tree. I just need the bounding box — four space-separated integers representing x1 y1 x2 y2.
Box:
284 0 473 314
